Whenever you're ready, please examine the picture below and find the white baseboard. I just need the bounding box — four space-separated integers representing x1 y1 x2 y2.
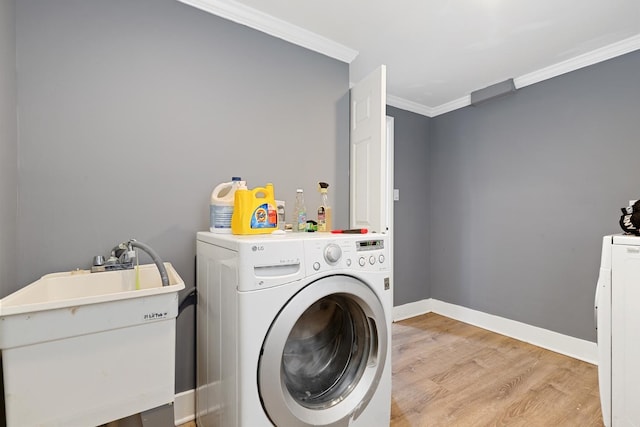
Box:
174 389 195 426
392 299 432 321
393 298 598 365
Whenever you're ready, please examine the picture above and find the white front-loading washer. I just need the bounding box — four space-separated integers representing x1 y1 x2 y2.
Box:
195 231 392 427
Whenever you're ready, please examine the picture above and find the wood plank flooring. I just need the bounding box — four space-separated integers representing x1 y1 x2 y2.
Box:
391 313 603 427
184 313 603 426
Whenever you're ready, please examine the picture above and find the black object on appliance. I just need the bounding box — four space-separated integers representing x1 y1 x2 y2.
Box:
619 200 640 235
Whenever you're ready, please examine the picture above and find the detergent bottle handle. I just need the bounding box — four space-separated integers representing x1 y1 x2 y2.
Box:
252 183 274 200
252 187 268 199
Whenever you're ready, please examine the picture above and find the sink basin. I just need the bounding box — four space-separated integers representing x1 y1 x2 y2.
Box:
0 263 185 427
0 262 183 316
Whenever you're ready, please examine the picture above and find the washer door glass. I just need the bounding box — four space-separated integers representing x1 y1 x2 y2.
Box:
283 294 369 409
258 275 388 427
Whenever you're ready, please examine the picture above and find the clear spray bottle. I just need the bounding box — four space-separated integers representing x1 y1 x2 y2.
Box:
294 189 307 232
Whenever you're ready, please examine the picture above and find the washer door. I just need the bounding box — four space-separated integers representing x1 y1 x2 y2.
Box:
258 275 388 427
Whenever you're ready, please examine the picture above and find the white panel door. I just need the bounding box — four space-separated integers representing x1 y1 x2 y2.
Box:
350 65 387 233
611 244 640 427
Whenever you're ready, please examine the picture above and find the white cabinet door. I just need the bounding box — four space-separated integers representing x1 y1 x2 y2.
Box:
611 244 640 427
350 65 387 233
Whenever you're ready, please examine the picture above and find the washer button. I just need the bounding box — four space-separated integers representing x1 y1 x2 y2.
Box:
359 257 366 267
346 259 352 267
379 254 385 264
313 262 321 271
369 256 375 265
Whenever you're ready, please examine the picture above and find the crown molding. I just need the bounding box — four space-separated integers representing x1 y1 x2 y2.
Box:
177 0 359 63
176 2 639 118
386 94 472 118
386 95 435 117
514 33 640 89
429 95 471 117
395 34 640 118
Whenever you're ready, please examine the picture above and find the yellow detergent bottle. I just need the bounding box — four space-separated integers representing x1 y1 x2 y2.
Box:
231 183 278 235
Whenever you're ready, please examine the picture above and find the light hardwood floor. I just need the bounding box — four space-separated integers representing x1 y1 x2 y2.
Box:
183 313 603 426
391 313 603 426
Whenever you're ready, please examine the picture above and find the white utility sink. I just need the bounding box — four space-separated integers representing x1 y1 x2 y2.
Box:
0 263 185 427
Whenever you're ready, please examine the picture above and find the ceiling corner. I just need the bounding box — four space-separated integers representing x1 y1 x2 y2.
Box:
386 95 435 118
429 96 472 117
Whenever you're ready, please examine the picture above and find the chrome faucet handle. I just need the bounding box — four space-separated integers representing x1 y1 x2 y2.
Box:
92 255 105 267
125 242 136 263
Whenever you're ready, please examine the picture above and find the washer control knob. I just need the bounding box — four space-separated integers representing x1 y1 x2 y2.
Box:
313 262 321 271
359 257 366 267
379 254 385 264
324 244 342 264
369 256 376 265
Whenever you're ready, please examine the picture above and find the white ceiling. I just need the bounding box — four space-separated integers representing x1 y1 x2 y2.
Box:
180 0 640 116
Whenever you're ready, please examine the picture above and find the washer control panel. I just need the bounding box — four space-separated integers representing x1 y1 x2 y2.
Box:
305 235 388 274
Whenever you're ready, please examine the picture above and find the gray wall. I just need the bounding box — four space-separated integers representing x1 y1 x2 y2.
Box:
0 0 18 299
386 106 431 306
15 0 349 392
430 50 640 342
11 0 639 397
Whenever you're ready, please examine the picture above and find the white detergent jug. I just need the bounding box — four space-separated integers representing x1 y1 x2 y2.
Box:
210 177 246 233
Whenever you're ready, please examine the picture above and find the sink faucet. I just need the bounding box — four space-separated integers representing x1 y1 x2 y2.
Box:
91 239 170 287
